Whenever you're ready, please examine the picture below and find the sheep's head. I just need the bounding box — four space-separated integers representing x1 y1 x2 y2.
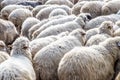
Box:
11 36 32 60
102 6 111 15
69 29 86 46
100 37 120 61
99 21 114 36
79 13 92 22
0 40 6 51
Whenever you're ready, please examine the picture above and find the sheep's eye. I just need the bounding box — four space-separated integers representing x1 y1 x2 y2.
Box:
22 46 28 49
108 26 111 29
87 15 92 20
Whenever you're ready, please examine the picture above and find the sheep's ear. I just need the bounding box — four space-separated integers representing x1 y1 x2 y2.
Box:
117 42 120 47
107 26 112 30
22 46 29 49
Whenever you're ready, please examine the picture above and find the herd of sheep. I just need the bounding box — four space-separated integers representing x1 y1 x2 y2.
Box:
0 0 120 80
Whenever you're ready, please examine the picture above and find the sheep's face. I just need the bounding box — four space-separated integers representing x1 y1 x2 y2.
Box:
99 21 114 36
78 13 92 23
12 37 30 51
11 37 32 59
0 40 6 51
102 6 111 15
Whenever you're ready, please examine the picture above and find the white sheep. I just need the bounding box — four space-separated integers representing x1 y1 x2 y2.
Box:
72 1 88 15
33 29 84 80
85 21 113 42
49 8 68 18
85 34 111 46
36 15 84 38
58 37 120 80
80 1 104 18
85 14 120 30
45 0 73 8
30 31 69 57
28 15 64 39
21 17 40 39
102 0 120 15
32 15 76 39
32 5 50 16
0 36 36 80
34 13 91 39
36 5 71 20
0 5 33 20
0 19 19 45
1 0 28 8
8 8 33 33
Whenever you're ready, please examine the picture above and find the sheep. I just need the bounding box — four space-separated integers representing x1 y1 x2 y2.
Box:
32 15 76 39
49 8 68 18
36 5 71 20
0 41 9 64
33 29 84 80
80 1 104 18
45 0 73 8
8 8 33 33
36 13 92 38
85 21 113 42
102 0 120 15
0 36 36 80
34 13 91 39
0 19 19 45
85 34 111 46
113 21 120 31
1 0 28 8
0 5 33 20
30 31 69 58
32 5 51 16
84 14 120 30
28 15 64 39
36 16 84 38
21 17 40 39
17 1 42 8
58 37 120 80
72 1 88 15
